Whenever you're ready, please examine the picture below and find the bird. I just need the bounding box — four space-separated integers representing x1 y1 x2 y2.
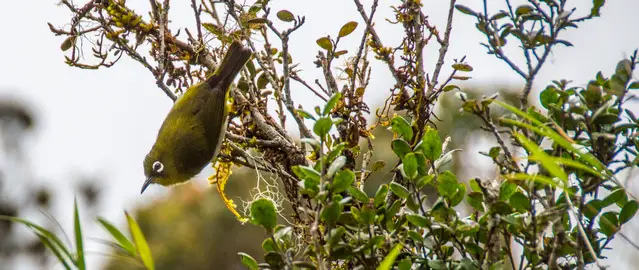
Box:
141 41 252 194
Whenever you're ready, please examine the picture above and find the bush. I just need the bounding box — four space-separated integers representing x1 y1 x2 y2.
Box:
4 0 637 269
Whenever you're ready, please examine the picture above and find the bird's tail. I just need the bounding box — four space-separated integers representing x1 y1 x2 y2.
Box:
207 41 252 91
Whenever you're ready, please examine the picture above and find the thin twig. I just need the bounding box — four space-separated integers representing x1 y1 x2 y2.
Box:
350 0 378 94
225 132 281 148
291 73 328 102
353 0 401 82
427 0 457 94
564 193 606 269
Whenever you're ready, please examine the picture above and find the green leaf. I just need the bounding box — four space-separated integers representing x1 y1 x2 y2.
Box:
265 252 285 268
406 214 428 227
300 178 319 197
386 200 402 219
34 231 72 270
591 0 605 17
326 142 347 162
0 216 74 265
620 200 639 224
274 226 292 242
238 252 259 270
402 153 418 180
377 243 403 270
407 230 424 243
97 217 136 256
495 100 605 172
584 199 604 220
416 175 434 189
454 4 477 16
296 109 316 120
296 165 321 182
261 238 276 252
593 114 619 125
334 50 348 57
313 117 333 137
550 157 608 180
256 72 269 89
125 211 154 270
505 173 565 190
509 192 530 212
450 184 466 207
428 260 447 269
492 201 513 215
60 36 75 51
202 23 223 35
398 258 412 270
599 211 619 237
442 84 460 92
437 171 458 198
371 160 386 172
391 139 412 158
469 178 482 192
499 182 517 201
374 184 388 208
348 186 369 202
389 182 410 199
73 198 85 270
328 226 346 246
420 126 442 161
359 205 376 225
452 63 473 72
323 93 342 115
321 202 342 226
390 116 413 141
515 5 534 16
316 37 333 51
491 11 509 20
246 18 268 27
276 10 295 22
602 188 626 207
629 81 639 89
467 192 484 211
332 170 355 193
327 156 346 178
514 132 568 185
338 21 358 38
250 198 278 232
540 86 560 109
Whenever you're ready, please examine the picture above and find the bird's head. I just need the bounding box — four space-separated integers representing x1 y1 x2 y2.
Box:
142 150 179 193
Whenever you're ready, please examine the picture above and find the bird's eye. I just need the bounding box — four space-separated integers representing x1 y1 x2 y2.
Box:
152 161 164 173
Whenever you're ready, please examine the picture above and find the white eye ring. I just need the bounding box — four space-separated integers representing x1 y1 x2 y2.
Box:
152 161 164 173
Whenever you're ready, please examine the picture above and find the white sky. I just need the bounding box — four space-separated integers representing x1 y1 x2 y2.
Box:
1 0 638 269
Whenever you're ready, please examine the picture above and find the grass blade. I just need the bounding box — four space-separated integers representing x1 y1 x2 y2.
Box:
0 215 75 263
74 198 86 270
35 231 73 270
514 132 568 184
527 156 608 180
495 100 606 171
504 172 569 191
97 217 136 256
125 211 155 270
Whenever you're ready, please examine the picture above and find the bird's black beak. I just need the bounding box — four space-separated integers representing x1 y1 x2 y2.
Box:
141 177 153 194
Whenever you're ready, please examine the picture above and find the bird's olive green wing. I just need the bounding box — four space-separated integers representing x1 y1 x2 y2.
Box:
195 83 229 160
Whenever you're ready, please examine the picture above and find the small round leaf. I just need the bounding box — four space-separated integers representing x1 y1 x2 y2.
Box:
250 198 277 232
316 37 333 51
276 10 295 22
338 21 358 38
238 253 258 270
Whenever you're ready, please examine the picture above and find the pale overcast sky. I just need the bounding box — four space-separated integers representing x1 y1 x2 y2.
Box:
1 0 638 269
